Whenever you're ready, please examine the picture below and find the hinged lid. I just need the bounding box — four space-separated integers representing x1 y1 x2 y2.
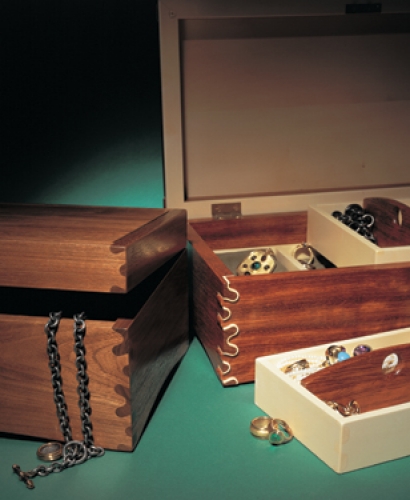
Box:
212 202 242 220
0 203 186 293
159 0 410 219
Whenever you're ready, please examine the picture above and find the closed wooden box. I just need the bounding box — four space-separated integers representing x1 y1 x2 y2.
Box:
0 203 188 451
159 0 410 385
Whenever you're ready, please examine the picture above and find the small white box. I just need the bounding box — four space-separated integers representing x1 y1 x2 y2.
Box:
307 199 410 267
255 328 410 473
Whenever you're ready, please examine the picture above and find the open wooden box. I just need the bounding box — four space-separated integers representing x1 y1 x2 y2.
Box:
159 0 410 385
0 204 188 451
255 327 410 473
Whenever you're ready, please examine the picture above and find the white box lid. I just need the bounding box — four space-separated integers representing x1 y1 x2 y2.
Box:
159 0 410 218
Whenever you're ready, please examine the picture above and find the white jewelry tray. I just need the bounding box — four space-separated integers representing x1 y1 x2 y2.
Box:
255 327 410 473
307 198 410 267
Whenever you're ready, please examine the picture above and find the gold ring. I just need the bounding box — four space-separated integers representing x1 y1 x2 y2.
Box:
283 359 310 374
325 400 361 417
269 419 294 445
36 442 64 461
292 243 315 267
250 416 274 439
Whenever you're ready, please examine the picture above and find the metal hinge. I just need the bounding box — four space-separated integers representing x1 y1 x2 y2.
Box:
212 203 242 220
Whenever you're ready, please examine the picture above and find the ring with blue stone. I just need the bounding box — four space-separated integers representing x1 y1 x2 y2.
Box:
268 419 294 446
237 249 277 276
337 351 350 362
325 344 346 365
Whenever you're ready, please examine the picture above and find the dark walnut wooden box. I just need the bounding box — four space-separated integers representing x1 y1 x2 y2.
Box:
0 203 188 451
159 0 410 385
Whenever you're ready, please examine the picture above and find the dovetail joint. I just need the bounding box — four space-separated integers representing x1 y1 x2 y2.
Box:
217 358 239 386
217 276 240 385
221 276 240 303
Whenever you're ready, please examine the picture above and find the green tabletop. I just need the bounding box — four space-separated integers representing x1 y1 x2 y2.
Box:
1 338 410 499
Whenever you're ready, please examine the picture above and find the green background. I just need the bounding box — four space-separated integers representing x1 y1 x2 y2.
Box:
1 0 163 208
2 1 410 498
3 338 410 500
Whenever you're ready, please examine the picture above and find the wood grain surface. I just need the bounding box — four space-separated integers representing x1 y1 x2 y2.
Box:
0 251 189 451
190 211 410 385
0 315 131 450
301 343 410 413
190 211 307 250
0 203 186 293
191 235 230 383
363 197 410 248
125 250 189 449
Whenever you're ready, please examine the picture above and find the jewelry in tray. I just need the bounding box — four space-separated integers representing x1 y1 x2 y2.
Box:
236 242 318 276
278 342 374 417
236 248 277 275
249 343 373 449
292 242 315 269
280 343 372 376
299 343 410 416
331 203 376 243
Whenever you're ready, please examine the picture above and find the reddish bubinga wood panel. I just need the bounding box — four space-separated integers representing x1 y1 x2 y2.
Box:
189 212 410 385
190 212 307 250
301 343 410 413
363 197 410 248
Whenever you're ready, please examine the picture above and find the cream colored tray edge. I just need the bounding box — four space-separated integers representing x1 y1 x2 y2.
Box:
255 327 410 473
307 199 410 267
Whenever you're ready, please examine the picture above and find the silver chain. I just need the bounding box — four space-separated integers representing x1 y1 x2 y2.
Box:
47 311 72 442
12 312 104 489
